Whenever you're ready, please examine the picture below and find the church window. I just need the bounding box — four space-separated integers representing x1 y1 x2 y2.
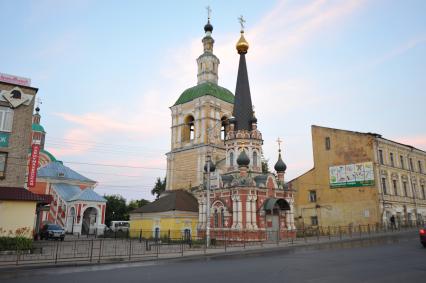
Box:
221 208 225 227
221 116 228 140
230 152 234 167
253 151 258 167
214 209 218 228
182 115 195 142
0 106 14 132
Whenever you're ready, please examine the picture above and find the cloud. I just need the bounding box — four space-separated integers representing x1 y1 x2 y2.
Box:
393 135 426 151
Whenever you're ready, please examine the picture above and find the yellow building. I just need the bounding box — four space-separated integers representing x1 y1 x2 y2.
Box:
0 187 50 238
290 125 426 228
129 190 199 240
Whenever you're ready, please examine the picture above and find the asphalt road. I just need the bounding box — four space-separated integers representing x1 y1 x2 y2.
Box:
2 232 425 283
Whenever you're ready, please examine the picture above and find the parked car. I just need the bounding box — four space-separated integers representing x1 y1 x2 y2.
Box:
40 224 65 241
110 221 130 232
420 227 426 248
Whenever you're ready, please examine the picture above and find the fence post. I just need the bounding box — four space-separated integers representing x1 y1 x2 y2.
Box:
224 231 227 252
317 227 320 241
16 246 19 266
89 239 94 262
55 241 60 264
139 229 142 243
129 239 132 261
181 237 184 257
276 230 279 246
303 228 307 243
243 230 246 249
98 239 103 263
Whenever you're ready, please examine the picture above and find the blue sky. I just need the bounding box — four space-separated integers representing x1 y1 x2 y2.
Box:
1 0 425 201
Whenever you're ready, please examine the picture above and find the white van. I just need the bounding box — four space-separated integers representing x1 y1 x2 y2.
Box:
110 221 130 232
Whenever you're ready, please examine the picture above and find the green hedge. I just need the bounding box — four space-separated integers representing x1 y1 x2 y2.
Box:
0 237 33 251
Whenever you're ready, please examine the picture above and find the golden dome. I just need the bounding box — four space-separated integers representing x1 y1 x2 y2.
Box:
236 31 249 54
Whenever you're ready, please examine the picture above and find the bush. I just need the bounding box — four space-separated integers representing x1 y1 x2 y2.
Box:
0 237 33 251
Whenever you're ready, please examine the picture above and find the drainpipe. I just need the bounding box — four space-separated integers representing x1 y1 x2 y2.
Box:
408 149 419 225
375 138 386 225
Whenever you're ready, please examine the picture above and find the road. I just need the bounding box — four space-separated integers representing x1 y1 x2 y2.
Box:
1 232 425 283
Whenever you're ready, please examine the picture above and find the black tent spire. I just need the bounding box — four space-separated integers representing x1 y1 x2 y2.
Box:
233 23 253 131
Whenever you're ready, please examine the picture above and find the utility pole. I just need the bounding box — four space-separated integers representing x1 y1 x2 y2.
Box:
206 153 211 248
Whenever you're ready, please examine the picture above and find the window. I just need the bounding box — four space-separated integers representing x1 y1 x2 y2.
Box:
381 178 387 194
390 153 394 167
182 115 195 142
221 208 225 227
418 160 423 174
154 227 160 240
0 107 14 132
220 117 228 140
214 209 218 228
409 158 414 171
378 150 384 165
413 183 417 198
400 156 404 169
422 185 425 199
403 181 408 196
11 89 21 99
309 190 317 202
229 152 234 167
325 137 331 150
393 180 398 196
0 152 6 178
311 216 318 226
253 151 258 167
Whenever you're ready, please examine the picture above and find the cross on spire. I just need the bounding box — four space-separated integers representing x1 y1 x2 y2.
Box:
206 5 212 20
276 137 283 151
238 15 246 31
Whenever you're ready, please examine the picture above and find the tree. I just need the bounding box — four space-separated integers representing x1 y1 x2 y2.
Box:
151 177 166 199
104 194 128 227
262 159 270 174
128 199 151 211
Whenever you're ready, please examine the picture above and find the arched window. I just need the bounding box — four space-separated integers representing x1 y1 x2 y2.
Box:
230 152 234 167
182 115 195 142
221 208 225 227
253 151 258 167
221 116 228 140
214 209 218 228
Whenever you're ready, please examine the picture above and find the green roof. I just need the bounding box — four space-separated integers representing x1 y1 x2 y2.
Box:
41 149 57 162
32 123 45 132
174 82 234 106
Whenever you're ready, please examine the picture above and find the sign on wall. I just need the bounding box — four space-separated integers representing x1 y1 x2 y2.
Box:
0 132 9 147
28 144 41 187
329 161 374 188
0 72 31 87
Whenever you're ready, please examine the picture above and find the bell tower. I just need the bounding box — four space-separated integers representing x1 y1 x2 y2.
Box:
166 12 234 190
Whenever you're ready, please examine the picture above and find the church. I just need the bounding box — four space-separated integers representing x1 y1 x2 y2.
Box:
131 14 295 241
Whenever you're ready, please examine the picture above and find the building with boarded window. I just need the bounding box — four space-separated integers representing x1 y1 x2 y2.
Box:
289 125 426 228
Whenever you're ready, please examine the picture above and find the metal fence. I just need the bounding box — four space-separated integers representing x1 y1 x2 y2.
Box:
0 223 421 267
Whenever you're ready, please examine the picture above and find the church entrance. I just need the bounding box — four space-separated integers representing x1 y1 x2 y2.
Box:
82 207 98 235
263 198 291 242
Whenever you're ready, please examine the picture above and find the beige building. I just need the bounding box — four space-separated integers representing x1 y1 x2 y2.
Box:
290 125 426 228
166 20 234 190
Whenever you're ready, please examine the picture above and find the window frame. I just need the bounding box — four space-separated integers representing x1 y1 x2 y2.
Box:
0 106 14 133
325 137 331 151
309 190 317 202
0 152 7 179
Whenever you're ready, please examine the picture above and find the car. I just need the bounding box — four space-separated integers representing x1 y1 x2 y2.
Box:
40 224 65 241
110 221 130 232
420 227 426 248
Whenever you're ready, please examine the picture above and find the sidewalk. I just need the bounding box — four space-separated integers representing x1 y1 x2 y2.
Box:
0 228 417 270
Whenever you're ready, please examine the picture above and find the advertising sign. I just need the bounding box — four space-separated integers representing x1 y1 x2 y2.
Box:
0 132 9 147
0 72 31 87
330 161 374 188
28 144 41 187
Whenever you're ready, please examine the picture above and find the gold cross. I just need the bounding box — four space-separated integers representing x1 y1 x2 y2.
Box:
238 15 246 31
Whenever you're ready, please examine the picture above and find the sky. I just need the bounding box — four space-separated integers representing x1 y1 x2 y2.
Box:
1 0 425 202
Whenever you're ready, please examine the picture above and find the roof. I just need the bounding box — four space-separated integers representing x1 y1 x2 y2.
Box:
41 149 57 162
53 183 105 202
232 53 254 131
37 161 95 183
131 190 198 214
0 187 51 203
32 123 45 132
174 82 234 106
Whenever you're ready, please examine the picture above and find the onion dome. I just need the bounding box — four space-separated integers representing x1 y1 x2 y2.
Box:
237 150 250 167
204 159 216 172
35 106 40 113
274 150 287 172
236 31 249 54
204 20 213 33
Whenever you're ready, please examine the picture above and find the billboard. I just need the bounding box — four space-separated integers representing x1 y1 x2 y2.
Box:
0 72 31 87
329 161 374 188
